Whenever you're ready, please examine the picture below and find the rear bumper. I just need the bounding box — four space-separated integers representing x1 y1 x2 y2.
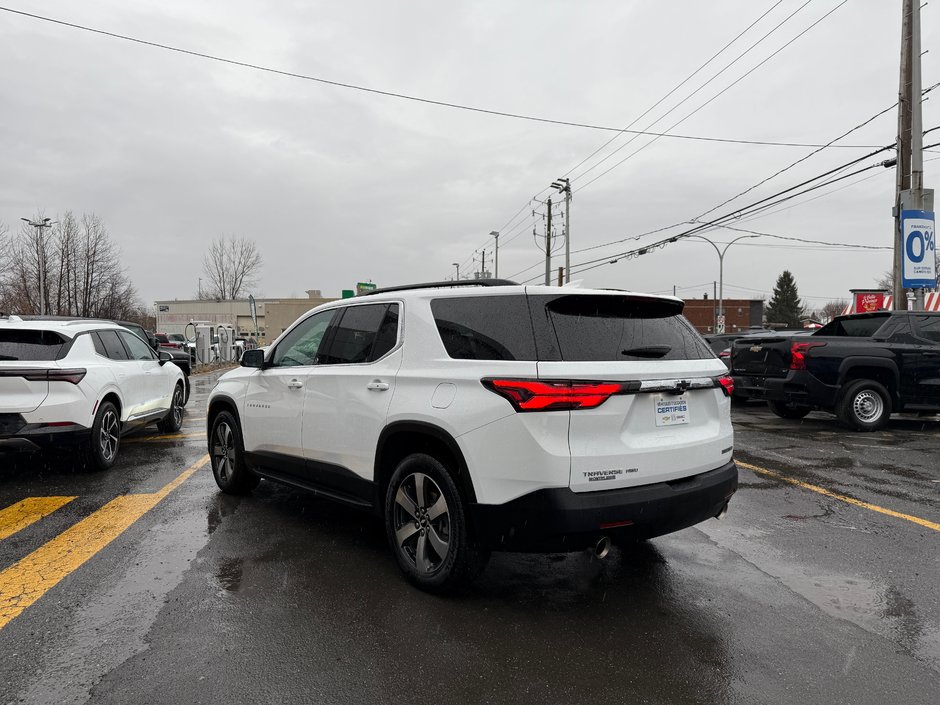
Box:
470 461 737 552
0 425 92 454
732 370 838 408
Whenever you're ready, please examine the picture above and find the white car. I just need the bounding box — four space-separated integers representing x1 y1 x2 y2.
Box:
0 317 186 470
207 281 737 592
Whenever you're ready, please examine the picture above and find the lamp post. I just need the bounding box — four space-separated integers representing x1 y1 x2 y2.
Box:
686 234 758 333
20 217 56 315
452 262 460 281
489 231 499 278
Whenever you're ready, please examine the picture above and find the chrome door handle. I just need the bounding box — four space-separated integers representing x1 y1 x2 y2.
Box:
287 379 304 389
367 381 390 391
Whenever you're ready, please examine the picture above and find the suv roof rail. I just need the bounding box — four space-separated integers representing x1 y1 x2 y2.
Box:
359 279 519 296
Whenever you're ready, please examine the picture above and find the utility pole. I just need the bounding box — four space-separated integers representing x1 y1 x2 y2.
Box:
551 178 572 283
544 197 553 286
894 0 931 310
198 277 203 298
894 0 914 310
490 231 500 278
20 217 56 316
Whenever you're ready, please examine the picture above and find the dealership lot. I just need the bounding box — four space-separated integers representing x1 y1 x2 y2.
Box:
0 372 938 705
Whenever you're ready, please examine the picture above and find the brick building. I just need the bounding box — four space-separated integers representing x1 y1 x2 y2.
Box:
682 298 764 334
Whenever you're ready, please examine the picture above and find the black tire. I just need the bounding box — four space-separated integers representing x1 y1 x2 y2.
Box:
86 400 121 471
384 453 488 594
209 410 259 494
157 384 185 434
768 400 812 420
838 379 891 432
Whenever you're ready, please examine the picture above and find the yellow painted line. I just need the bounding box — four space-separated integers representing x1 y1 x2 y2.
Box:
738 461 940 533
124 431 206 443
0 497 76 541
0 455 209 630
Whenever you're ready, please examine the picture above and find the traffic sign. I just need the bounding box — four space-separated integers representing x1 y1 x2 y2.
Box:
716 315 726 334
901 210 937 288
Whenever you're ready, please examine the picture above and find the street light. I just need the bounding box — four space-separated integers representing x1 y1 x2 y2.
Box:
489 231 499 278
452 262 460 281
21 217 57 316
685 234 759 333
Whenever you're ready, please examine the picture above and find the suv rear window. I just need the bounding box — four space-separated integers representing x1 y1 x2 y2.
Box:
815 314 891 337
431 296 536 361
0 330 69 361
535 294 712 361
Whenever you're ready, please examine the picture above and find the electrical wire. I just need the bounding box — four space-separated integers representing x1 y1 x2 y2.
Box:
561 1 786 181
0 5 883 150
573 0 851 193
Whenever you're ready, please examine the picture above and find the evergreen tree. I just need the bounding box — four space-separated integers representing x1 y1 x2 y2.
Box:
765 270 805 327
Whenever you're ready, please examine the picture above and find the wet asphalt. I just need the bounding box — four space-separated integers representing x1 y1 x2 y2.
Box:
0 372 938 705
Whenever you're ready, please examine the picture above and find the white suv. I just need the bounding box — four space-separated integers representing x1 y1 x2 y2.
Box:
208 282 737 592
0 318 187 470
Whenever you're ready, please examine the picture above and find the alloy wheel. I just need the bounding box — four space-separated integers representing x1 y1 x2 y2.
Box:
393 472 451 574
99 410 119 462
213 422 236 481
172 387 183 427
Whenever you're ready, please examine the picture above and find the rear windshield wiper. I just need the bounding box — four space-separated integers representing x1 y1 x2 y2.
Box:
621 345 671 358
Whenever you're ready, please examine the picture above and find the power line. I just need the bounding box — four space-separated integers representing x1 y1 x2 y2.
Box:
573 0 852 193
569 0 815 186
0 5 882 150
560 1 785 181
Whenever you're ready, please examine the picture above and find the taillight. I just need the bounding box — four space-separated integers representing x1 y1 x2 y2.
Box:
21 368 87 384
482 378 625 411
717 376 734 396
789 341 826 370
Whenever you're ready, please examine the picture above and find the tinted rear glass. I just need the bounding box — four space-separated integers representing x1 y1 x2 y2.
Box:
816 314 890 337
97 330 129 360
0 330 68 361
319 304 394 365
432 296 536 361
537 294 713 362
914 315 940 342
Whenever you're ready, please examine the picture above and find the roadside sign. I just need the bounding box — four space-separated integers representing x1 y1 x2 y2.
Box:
716 315 726 334
901 210 937 288
356 282 377 295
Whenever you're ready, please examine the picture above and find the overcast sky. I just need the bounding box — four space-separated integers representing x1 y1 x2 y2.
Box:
2 0 938 310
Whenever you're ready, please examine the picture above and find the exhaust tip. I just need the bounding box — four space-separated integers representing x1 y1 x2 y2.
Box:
594 536 612 559
715 502 729 521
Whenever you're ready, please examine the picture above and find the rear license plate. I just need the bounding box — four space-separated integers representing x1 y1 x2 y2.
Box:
655 395 689 426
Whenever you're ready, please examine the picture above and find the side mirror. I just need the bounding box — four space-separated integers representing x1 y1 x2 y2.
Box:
158 350 173 365
241 348 266 369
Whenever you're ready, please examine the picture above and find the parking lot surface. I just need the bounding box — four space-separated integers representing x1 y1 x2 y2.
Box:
1 373 938 704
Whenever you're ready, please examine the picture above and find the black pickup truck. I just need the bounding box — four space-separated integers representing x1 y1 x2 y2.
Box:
731 311 940 430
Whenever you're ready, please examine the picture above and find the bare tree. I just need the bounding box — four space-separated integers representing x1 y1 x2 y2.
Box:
0 211 142 319
819 299 849 322
201 235 263 300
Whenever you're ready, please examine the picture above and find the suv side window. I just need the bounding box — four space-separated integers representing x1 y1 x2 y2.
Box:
913 315 940 342
272 309 337 367
97 330 130 360
431 296 536 361
318 304 398 365
119 330 156 361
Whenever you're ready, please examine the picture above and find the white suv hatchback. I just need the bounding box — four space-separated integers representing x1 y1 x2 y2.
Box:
0 318 187 470
208 282 737 592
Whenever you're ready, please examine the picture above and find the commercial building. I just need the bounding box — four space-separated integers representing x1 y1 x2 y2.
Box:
154 290 336 343
682 297 764 334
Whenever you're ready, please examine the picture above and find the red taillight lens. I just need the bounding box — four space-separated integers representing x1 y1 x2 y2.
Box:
717 376 734 397
23 368 87 384
482 378 625 411
789 341 826 370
